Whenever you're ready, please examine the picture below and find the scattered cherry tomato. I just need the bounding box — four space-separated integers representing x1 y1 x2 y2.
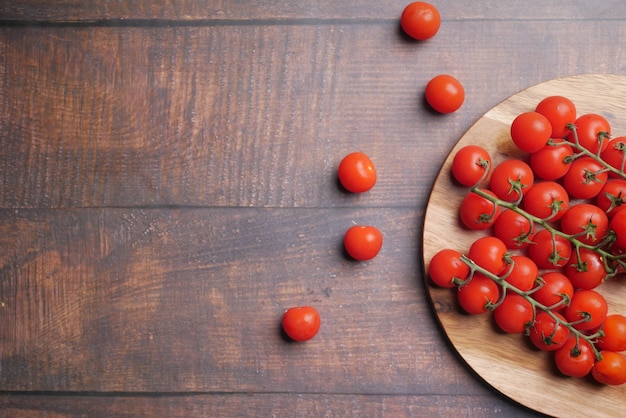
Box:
567 113 611 154
457 273 500 315
489 159 534 202
282 306 321 342
510 111 552 153
534 95 577 139
425 74 465 114
592 351 626 385
554 337 595 378
343 225 383 261
400 2 441 41
429 249 470 288
337 152 377 193
452 145 491 187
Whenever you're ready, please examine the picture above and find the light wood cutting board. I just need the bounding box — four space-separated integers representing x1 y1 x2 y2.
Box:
423 74 626 418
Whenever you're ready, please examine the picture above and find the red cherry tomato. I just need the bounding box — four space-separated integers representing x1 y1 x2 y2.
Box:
529 139 574 180
529 311 570 351
493 209 535 249
400 2 441 41
459 189 501 230
510 111 552 153
559 203 609 245
457 273 500 314
282 306 321 342
429 249 470 288
528 229 571 269
562 157 608 199
554 337 595 378
343 225 383 261
531 271 574 311
522 181 569 221
337 152 377 193
451 145 492 187
565 289 608 331
610 208 626 250
567 113 611 154
597 179 626 218
493 293 534 334
505 255 538 292
534 95 577 139
468 236 508 275
592 351 626 386
489 159 534 202
564 248 607 290
425 74 465 114
597 314 626 352
601 136 626 175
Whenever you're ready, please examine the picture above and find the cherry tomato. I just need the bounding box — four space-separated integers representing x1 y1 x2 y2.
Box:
337 152 377 193
493 293 534 334
468 236 508 275
528 229 572 269
597 179 626 218
493 209 534 249
429 249 469 288
529 311 570 351
505 255 538 292
554 337 595 378
564 248 607 290
601 136 626 176
529 139 574 180
610 208 626 250
457 273 500 314
459 189 501 230
534 95 577 139
510 111 552 153
567 113 611 154
522 181 569 221
592 351 626 386
400 2 441 41
343 225 383 261
597 314 626 352
562 157 608 199
282 306 321 342
559 203 609 245
489 159 534 202
531 271 574 311
565 289 608 331
452 145 491 187
425 74 465 114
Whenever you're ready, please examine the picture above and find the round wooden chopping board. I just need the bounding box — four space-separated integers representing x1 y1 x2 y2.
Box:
423 74 626 418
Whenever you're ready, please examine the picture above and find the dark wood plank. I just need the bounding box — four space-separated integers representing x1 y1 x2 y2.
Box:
2 20 626 209
0 1 625 21
0 206 486 395
0 393 542 417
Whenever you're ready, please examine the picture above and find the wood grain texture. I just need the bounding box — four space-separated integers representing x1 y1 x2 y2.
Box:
423 75 626 418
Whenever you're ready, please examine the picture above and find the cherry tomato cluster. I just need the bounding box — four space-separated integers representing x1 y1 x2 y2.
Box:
430 95 626 385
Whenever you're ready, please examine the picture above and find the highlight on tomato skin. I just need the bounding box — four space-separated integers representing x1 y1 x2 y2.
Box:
400 2 441 41
425 74 465 114
337 152 377 193
343 225 383 261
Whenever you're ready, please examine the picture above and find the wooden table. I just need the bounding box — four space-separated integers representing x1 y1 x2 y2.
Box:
1 2 624 416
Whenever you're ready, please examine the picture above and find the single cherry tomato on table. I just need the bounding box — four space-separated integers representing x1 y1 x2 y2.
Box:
343 225 383 261
534 95 577 139
429 248 469 288
400 2 441 41
425 74 465 114
567 113 611 154
337 152 377 193
489 159 534 202
282 306 321 342
554 337 595 378
510 111 552 153
592 351 626 386
451 145 491 187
